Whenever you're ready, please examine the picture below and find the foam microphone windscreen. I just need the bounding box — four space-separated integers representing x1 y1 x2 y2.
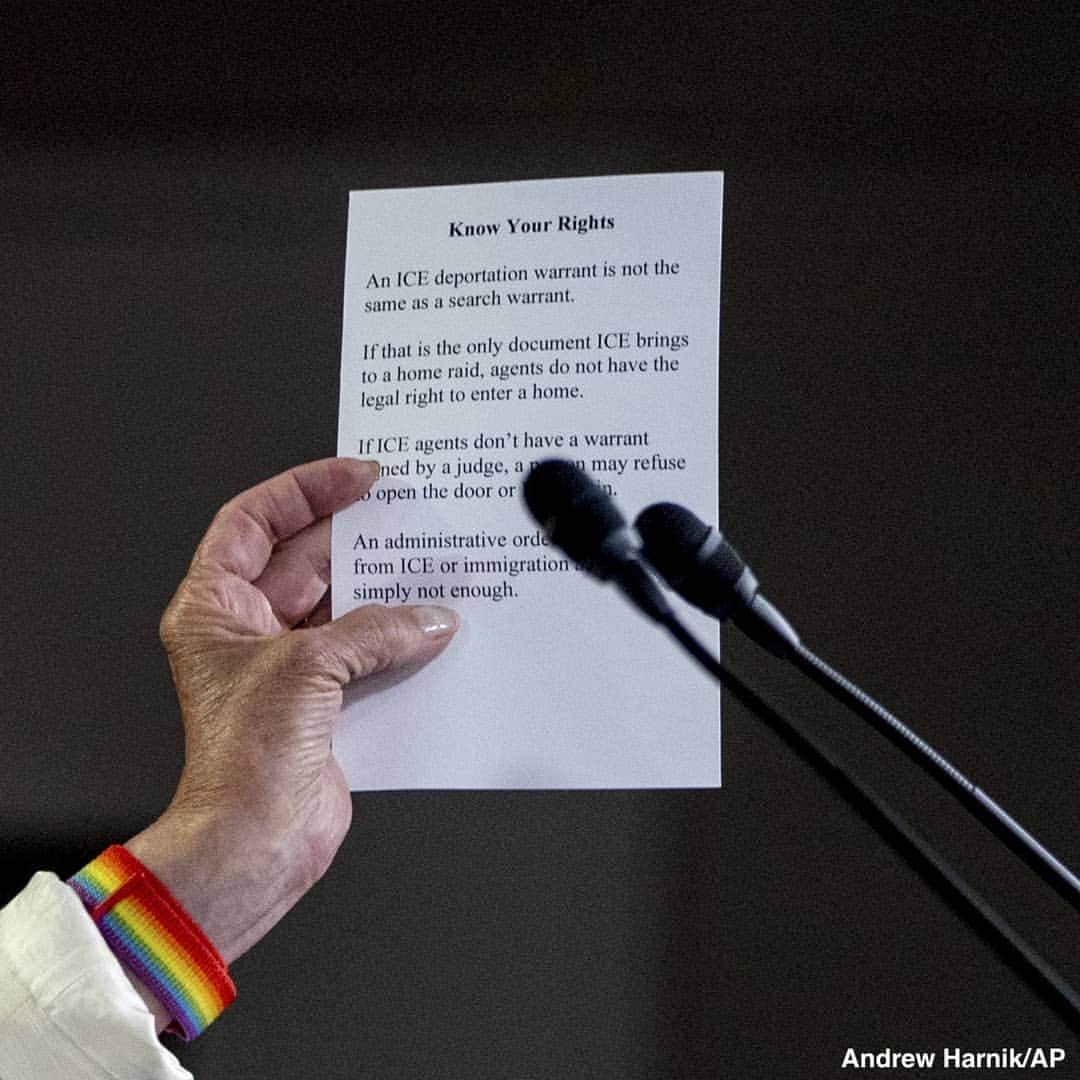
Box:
522 460 628 575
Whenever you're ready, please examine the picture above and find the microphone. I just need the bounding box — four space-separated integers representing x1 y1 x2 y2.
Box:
522 470 1080 1015
522 460 673 623
636 501 1080 912
635 502 800 657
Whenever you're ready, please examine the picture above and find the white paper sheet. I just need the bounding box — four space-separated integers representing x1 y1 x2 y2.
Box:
332 172 723 789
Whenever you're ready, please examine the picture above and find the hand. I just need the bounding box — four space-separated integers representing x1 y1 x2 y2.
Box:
125 459 457 992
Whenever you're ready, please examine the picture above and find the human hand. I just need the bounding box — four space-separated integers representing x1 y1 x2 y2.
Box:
125 459 457 980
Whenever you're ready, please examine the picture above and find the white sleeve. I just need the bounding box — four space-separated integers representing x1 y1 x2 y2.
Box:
0 872 193 1080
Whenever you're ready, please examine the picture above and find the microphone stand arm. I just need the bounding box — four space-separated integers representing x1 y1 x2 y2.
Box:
784 640 1080 913
659 611 1080 1034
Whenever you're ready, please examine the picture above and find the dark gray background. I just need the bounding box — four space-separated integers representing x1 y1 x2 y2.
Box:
3 7 1077 1077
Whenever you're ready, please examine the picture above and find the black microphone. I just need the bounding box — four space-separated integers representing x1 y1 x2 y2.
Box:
522 460 673 623
636 501 1080 912
635 502 800 657
524 473 1080 1018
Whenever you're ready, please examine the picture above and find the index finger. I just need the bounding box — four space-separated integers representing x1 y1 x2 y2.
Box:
194 458 379 581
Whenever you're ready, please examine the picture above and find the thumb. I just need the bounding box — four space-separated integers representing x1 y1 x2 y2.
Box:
306 603 459 685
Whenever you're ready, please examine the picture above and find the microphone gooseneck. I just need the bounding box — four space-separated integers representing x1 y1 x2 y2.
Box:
520 461 1080 1030
636 499 1080 914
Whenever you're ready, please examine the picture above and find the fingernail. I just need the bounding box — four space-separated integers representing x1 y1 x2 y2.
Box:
411 605 459 636
355 459 381 482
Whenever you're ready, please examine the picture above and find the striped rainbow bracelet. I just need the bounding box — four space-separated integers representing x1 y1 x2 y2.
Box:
68 844 236 1040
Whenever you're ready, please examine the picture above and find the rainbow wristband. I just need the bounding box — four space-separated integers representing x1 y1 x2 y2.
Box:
68 845 236 1040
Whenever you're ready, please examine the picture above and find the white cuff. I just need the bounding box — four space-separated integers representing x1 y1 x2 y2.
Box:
0 871 193 1080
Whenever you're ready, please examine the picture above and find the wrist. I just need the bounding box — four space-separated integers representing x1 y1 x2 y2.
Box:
125 805 312 966
67 843 238 1039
